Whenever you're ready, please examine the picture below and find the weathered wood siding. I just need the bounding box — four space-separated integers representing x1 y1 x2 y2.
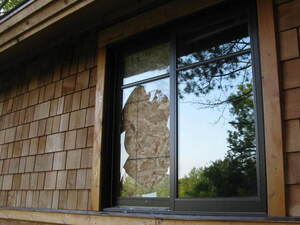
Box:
0 33 97 210
0 218 58 225
277 0 300 217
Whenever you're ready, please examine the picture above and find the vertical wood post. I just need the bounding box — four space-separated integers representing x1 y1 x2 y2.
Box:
257 0 286 216
91 47 106 211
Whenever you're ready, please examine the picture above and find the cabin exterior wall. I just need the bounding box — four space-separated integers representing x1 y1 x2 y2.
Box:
277 0 300 217
1 0 300 224
0 33 97 210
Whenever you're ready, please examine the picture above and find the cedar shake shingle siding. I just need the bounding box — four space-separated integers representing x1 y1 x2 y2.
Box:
0 33 97 210
278 0 300 216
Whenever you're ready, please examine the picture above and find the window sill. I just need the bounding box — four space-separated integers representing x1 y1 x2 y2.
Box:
103 207 268 221
0 206 300 224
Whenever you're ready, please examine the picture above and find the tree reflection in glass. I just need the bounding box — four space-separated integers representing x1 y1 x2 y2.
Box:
177 30 258 197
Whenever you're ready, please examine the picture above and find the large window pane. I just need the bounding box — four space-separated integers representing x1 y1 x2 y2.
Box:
123 42 170 85
177 50 258 198
120 78 170 198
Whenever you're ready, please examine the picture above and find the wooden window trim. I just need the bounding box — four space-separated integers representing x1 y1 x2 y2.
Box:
91 47 107 211
256 0 286 217
93 0 225 212
92 0 286 217
99 0 267 215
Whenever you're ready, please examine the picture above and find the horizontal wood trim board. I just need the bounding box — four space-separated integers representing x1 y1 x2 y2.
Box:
256 0 286 217
17 0 95 44
97 0 223 47
0 0 95 54
0 209 299 225
0 0 52 32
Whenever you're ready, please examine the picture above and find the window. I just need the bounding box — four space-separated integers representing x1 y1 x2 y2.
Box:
103 0 266 215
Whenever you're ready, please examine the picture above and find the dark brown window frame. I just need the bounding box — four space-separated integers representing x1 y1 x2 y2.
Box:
102 0 266 216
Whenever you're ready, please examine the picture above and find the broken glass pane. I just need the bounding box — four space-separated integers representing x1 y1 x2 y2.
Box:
120 78 170 197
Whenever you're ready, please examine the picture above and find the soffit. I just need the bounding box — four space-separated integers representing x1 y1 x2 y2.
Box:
0 0 171 67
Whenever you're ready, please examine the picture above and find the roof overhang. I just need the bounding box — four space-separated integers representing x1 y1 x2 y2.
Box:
0 0 171 68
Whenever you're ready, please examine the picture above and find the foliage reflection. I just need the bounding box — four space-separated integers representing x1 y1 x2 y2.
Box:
178 31 257 198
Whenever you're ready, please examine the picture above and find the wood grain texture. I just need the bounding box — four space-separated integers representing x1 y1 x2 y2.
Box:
285 120 300 152
287 184 300 216
277 0 300 216
98 0 223 47
278 0 300 31
279 29 299 61
257 0 286 216
0 34 96 210
0 218 58 225
286 152 300 184
91 47 106 211
284 88 300 120
0 0 95 54
0 208 300 225
283 58 300 89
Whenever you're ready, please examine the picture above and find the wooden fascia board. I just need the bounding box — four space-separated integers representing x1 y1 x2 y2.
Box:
0 0 95 54
0 0 52 33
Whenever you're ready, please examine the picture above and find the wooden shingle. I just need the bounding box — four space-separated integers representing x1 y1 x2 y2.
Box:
60 113 70 132
62 75 76 95
45 133 65 153
65 130 76 150
39 190 53 208
69 109 86 130
37 172 45 190
76 169 86 189
280 29 299 61
52 115 61 133
25 156 35 173
77 190 89 210
80 89 90 109
34 101 51 121
20 174 30 190
66 149 81 169
29 121 39 138
56 170 67 190
63 94 73 113
44 171 57 190
66 170 76 189
67 190 78 209
85 107 94 127
35 154 53 172
76 71 89 91
76 128 87 149
72 92 81 111
53 151 66 170
29 138 39 155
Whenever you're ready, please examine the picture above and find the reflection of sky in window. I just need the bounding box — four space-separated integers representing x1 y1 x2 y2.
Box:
178 53 253 178
123 68 169 85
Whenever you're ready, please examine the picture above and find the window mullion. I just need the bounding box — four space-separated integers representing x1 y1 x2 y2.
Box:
169 32 178 210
